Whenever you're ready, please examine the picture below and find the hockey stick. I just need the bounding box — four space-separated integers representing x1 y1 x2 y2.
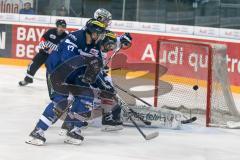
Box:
111 67 121 71
121 107 159 140
114 83 152 106
104 47 152 126
104 47 151 124
105 48 121 65
114 84 197 124
181 116 197 124
116 95 151 126
117 94 158 140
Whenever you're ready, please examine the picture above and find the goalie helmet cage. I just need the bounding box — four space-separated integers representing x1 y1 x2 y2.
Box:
154 38 240 127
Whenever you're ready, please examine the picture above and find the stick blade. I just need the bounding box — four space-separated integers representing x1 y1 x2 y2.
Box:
144 121 152 126
181 116 197 124
145 132 159 140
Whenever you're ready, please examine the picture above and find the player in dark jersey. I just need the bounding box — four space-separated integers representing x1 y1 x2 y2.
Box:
19 19 68 86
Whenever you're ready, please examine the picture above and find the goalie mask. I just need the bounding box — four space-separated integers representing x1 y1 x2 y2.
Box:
94 8 112 26
101 30 117 53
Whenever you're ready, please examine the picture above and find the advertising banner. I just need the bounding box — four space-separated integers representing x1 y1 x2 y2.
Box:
11 24 49 59
0 24 12 57
2 23 240 87
20 14 50 24
114 33 240 87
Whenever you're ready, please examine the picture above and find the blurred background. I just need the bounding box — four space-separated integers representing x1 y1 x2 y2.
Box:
0 0 239 29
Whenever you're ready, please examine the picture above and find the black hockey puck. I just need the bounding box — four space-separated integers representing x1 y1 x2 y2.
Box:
193 85 199 90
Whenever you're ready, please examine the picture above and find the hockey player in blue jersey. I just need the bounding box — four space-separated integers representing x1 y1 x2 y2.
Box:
57 9 132 134
58 30 132 135
26 20 107 146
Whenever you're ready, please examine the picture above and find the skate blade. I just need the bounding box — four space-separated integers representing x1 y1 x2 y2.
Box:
101 125 124 132
25 137 45 146
64 137 83 145
59 126 88 136
59 129 68 136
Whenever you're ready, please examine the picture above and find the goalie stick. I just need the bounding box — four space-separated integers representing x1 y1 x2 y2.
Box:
114 84 197 124
105 48 121 65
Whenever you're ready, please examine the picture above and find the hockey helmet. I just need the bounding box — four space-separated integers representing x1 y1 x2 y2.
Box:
101 30 117 52
56 19 67 28
86 20 106 35
94 8 112 26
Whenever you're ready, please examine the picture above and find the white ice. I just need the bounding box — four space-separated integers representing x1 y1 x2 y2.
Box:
1 65 240 160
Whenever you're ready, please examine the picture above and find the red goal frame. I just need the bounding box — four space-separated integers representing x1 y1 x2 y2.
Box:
154 38 213 127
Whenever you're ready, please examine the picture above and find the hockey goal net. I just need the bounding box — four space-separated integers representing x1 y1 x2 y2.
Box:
154 38 240 127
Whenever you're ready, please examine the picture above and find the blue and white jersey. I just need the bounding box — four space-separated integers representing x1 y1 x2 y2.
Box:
45 29 102 74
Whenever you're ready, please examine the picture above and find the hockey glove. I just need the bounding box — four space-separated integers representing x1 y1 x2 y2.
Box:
120 33 132 50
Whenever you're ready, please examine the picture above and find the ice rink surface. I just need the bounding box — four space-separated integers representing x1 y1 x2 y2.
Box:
1 65 240 160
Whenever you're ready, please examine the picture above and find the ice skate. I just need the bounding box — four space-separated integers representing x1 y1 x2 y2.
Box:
19 76 33 86
101 113 123 132
25 128 46 146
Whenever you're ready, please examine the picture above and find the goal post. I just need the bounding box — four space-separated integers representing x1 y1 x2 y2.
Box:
154 38 240 127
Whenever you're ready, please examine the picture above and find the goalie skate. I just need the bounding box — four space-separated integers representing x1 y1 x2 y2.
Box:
101 113 123 132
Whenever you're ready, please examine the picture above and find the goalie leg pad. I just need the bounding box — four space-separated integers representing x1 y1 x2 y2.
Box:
122 106 183 129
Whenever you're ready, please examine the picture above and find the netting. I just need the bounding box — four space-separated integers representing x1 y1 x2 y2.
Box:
155 39 240 127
